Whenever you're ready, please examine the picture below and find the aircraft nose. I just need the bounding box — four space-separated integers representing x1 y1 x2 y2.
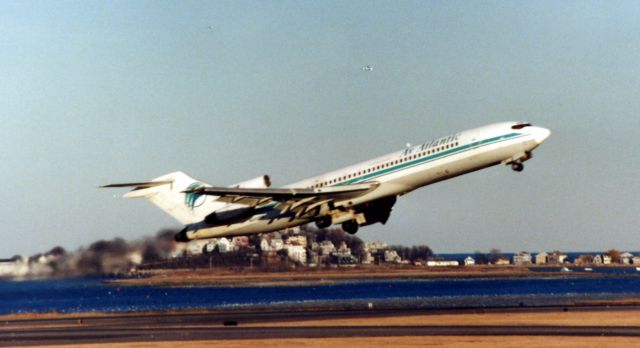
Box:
531 127 551 145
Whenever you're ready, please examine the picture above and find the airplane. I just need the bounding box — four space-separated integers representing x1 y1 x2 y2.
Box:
101 121 550 242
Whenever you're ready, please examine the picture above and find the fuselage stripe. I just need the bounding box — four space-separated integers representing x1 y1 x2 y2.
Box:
336 132 525 185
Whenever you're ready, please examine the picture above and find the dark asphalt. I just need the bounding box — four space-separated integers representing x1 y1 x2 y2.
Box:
3 306 640 346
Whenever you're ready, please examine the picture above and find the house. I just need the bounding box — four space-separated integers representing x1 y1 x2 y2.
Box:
547 252 568 264
361 250 374 265
494 258 510 266
186 240 209 255
287 235 307 247
270 238 284 251
574 255 594 265
464 256 476 266
335 242 351 256
620 252 633 265
513 252 532 265
535 252 548 265
603 254 612 265
632 256 640 265
319 241 336 256
217 238 233 253
592 254 602 264
232 236 249 248
365 241 388 253
0 257 28 278
384 250 401 263
286 245 307 265
427 260 459 267
260 238 271 252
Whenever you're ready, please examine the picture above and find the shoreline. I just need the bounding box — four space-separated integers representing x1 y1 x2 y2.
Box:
107 265 635 287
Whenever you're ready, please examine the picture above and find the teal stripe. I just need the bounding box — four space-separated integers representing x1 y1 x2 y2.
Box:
337 132 524 185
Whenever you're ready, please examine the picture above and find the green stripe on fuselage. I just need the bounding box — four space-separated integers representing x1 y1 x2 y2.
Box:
338 132 524 185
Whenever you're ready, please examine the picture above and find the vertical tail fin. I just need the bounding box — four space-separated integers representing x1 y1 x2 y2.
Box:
103 171 213 224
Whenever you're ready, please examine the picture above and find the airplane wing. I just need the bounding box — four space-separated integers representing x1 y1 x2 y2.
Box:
184 182 380 216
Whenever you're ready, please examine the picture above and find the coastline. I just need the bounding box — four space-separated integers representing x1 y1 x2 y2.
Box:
107 265 628 287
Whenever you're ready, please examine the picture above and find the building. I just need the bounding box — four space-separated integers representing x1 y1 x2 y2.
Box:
286 245 307 265
632 256 640 265
427 260 459 267
620 252 633 264
365 241 388 253
287 235 307 247
535 252 548 265
384 250 401 263
217 238 233 253
336 242 351 256
593 254 603 265
186 240 209 255
319 241 336 256
270 238 284 251
494 258 510 266
464 256 475 266
0 257 28 278
361 250 374 265
547 252 567 264
232 236 249 248
513 252 532 265
260 238 271 252
603 254 612 265
204 240 218 253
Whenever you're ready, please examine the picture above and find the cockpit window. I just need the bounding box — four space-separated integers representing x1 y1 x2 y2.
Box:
511 123 532 130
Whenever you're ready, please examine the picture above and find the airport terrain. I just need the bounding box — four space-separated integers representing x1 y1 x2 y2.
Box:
4 306 640 347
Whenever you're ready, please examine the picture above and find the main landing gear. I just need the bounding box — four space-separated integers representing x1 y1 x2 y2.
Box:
315 216 332 229
342 220 359 235
511 162 524 172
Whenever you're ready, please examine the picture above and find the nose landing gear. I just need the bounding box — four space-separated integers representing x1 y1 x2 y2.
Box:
511 162 524 172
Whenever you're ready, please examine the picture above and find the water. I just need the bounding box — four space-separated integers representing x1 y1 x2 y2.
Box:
2 276 640 315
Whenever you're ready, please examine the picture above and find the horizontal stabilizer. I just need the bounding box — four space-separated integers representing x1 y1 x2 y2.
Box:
100 180 174 189
100 171 211 224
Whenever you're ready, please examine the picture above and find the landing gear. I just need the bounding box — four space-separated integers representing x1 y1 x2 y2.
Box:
511 162 524 172
342 220 359 235
315 216 332 229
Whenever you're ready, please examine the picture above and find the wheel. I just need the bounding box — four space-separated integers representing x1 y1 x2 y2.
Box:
511 162 524 172
342 220 359 235
315 216 332 229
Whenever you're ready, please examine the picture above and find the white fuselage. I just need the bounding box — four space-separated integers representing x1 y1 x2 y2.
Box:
184 122 550 240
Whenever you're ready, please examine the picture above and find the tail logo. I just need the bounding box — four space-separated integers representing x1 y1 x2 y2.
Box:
184 182 206 209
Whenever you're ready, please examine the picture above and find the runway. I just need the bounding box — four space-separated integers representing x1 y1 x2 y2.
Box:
4 307 640 346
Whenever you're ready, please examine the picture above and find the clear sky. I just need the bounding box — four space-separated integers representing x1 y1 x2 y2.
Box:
1 1 639 257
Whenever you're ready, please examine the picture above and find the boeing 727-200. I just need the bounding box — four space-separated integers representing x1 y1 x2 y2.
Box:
102 121 550 242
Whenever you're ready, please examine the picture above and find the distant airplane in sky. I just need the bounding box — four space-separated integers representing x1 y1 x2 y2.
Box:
102 122 550 242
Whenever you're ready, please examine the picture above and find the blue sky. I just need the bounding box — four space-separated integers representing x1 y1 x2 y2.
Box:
1 1 639 257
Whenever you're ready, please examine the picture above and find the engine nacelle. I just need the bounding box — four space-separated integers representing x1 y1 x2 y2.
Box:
359 196 397 226
205 206 255 226
229 175 271 189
